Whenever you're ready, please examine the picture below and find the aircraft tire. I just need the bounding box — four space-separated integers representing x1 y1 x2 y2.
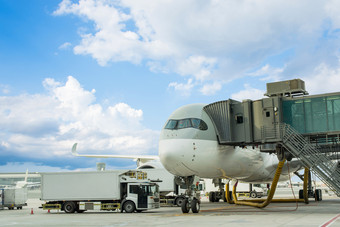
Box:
214 193 220 202
181 199 190 213
191 199 200 213
209 192 215 202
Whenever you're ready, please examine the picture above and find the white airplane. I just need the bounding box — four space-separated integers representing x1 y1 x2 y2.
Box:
158 103 302 211
0 170 40 189
72 103 303 213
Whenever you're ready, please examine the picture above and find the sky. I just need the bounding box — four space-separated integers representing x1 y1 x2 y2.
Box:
1 0 340 173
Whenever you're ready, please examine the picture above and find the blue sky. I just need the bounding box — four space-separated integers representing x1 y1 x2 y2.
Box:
1 0 340 172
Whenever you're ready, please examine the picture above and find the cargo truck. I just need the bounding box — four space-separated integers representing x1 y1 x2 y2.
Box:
40 170 160 213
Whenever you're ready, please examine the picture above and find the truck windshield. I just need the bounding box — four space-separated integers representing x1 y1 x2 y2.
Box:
130 184 159 196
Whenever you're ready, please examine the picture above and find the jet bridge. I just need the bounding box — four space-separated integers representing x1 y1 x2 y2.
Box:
203 79 340 197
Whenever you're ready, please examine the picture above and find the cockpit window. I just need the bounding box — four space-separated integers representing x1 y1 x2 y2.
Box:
164 118 208 131
177 119 192 129
191 118 208 130
165 120 178 129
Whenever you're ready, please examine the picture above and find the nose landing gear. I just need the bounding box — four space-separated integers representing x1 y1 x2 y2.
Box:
176 175 201 213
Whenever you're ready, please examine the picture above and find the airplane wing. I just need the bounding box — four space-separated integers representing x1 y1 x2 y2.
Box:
71 143 159 161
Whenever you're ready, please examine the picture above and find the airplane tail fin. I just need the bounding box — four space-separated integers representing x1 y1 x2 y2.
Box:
24 169 28 182
71 143 78 156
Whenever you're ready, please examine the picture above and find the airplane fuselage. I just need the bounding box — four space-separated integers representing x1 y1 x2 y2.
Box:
159 104 300 183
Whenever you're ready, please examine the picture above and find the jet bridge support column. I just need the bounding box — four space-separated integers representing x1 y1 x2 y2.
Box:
233 159 286 208
232 159 285 208
229 160 309 208
225 181 234 204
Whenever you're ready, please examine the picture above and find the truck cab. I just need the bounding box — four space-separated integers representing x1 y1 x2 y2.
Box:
123 183 159 212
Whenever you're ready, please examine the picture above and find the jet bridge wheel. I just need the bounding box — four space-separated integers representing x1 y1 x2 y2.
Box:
315 189 322 201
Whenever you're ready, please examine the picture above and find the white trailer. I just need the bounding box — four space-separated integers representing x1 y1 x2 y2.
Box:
40 170 160 213
0 189 3 210
3 188 27 210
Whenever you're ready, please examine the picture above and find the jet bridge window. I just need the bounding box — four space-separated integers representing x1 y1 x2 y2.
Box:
164 118 208 130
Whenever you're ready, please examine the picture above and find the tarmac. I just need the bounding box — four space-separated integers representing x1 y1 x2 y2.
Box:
1 188 340 227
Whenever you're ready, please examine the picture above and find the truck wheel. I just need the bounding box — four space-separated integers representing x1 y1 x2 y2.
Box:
191 199 200 213
124 201 135 213
181 199 190 213
250 191 257 198
64 202 76 213
175 197 184 207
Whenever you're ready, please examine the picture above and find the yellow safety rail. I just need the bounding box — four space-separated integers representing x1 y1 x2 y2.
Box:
101 203 120 210
225 160 309 207
42 204 61 210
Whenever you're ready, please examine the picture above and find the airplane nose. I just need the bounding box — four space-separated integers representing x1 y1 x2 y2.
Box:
159 140 178 172
159 139 196 176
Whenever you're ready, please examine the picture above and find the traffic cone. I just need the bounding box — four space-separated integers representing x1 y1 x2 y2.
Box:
48 209 50 213
31 208 34 215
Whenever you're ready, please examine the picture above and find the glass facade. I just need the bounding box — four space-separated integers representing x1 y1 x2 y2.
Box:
282 95 340 134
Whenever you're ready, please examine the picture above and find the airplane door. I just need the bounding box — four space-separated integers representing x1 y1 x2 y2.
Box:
262 97 280 140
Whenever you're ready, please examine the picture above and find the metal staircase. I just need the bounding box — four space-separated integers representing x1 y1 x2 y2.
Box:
277 123 340 196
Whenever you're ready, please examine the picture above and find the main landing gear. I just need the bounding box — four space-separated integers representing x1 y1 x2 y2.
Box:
208 178 226 202
175 176 201 213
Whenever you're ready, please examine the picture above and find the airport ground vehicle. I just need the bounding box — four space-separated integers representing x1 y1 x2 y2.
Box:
139 168 199 207
1 188 27 210
207 181 267 202
40 170 160 213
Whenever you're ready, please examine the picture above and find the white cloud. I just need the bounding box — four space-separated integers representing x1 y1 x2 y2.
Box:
0 162 136 173
168 79 194 97
0 76 159 161
54 0 340 95
0 84 10 94
58 42 72 50
248 64 285 82
177 55 217 81
231 84 266 101
200 82 222 96
303 62 340 95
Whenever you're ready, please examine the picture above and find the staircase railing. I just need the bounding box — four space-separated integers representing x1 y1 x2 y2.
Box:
277 123 340 196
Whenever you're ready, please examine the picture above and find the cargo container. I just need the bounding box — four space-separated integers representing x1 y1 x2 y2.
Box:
3 188 27 209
